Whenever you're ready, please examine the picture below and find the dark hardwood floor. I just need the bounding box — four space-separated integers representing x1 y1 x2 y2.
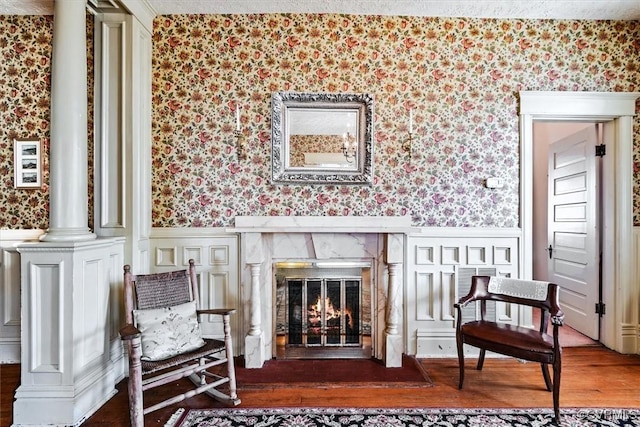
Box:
2 345 640 426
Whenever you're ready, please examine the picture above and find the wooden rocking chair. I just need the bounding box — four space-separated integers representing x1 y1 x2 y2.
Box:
120 259 240 427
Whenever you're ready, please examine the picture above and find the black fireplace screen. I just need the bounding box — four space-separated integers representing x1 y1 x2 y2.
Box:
287 278 361 347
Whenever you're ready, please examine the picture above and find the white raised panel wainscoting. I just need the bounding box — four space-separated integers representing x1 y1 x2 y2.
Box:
149 220 530 366
406 228 521 357
0 230 44 363
633 226 640 351
148 230 241 356
12 237 126 426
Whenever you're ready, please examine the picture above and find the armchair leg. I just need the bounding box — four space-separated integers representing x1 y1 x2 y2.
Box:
456 334 465 389
476 349 486 370
541 363 552 391
552 357 562 422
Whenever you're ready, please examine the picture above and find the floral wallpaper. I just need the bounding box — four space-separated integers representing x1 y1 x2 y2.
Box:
151 14 640 228
0 14 639 230
0 15 94 230
0 15 53 229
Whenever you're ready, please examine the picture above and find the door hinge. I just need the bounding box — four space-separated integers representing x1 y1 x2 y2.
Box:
595 144 606 157
595 302 606 316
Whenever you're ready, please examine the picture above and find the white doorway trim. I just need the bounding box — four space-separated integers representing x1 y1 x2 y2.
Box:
519 91 640 354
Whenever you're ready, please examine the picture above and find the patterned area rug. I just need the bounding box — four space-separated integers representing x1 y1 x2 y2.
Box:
166 407 640 427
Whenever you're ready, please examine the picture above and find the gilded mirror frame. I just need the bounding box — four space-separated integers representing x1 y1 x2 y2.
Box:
271 92 374 185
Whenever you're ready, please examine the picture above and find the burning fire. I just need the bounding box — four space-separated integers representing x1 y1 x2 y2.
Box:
308 296 354 329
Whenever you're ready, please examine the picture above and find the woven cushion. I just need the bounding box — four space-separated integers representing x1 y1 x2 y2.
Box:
134 301 205 361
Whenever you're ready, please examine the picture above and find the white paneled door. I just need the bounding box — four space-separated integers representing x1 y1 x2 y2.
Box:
547 126 600 340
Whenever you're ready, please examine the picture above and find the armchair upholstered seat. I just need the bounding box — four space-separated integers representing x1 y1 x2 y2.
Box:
455 276 564 422
120 259 240 427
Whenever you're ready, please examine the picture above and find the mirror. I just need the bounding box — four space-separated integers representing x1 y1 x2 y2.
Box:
271 92 374 185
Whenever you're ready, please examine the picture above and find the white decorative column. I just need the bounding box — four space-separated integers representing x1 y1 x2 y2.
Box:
12 1 128 426
40 0 95 243
384 233 404 367
248 264 263 336
243 233 266 368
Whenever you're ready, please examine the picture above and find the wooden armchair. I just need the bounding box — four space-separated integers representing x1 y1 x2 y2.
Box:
454 276 564 422
120 259 240 427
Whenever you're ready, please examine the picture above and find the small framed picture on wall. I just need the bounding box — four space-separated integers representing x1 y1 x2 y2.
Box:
14 138 42 189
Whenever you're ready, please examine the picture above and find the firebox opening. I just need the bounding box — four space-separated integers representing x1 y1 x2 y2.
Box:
275 261 372 359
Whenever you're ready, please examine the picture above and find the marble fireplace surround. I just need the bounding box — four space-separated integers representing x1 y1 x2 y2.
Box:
231 216 418 368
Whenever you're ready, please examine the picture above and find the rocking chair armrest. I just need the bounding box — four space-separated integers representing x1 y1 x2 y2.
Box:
119 323 141 340
197 308 237 316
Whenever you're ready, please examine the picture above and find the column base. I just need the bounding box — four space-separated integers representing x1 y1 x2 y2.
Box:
385 333 403 367
13 366 119 426
40 228 96 242
244 332 266 369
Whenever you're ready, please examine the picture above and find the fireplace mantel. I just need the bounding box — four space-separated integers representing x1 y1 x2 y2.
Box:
231 216 412 369
230 215 417 233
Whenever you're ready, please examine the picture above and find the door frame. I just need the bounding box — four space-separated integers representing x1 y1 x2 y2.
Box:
519 91 640 354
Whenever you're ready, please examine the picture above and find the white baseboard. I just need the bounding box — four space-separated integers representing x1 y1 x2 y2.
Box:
0 339 20 363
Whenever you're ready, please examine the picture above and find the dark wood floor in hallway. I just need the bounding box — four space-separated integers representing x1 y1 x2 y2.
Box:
2 345 639 426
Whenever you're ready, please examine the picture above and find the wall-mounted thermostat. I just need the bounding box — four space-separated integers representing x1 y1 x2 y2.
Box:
485 177 504 189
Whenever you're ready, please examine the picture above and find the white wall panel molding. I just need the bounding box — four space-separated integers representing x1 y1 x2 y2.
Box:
145 225 637 359
414 271 434 321
0 229 45 241
634 227 640 354
414 245 435 265
149 230 241 354
126 15 152 270
95 16 126 232
151 227 229 238
440 271 456 322
116 0 155 32
13 238 125 426
0 229 44 363
413 227 521 238
155 246 178 267
93 11 152 273
466 245 488 265
441 245 462 265
621 323 639 355
184 246 203 265
1 250 21 363
108 245 125 358
407 229 520 357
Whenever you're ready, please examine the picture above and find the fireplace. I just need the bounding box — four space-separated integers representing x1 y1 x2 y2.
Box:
275 263 372 359
234 215 413 368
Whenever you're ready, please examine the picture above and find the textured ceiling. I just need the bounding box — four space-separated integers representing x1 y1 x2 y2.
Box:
3 0 640 20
